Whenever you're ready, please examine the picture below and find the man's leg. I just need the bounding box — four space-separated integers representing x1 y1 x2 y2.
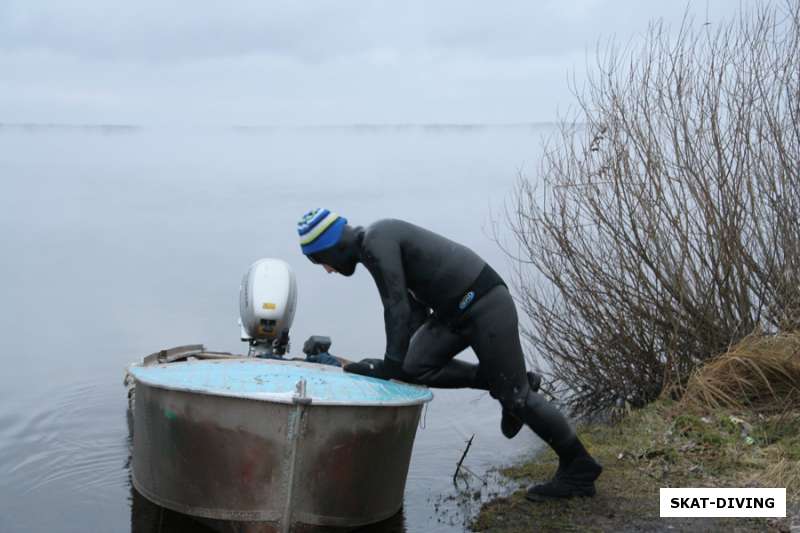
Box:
401 319 485 389
401 317 542 394
464 286 602 499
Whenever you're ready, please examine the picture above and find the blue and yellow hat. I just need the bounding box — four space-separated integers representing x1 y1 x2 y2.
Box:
297 208 348 255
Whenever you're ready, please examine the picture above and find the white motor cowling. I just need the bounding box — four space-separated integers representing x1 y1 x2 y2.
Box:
239 258 297 356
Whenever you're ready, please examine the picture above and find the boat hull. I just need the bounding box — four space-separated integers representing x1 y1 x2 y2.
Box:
131 380 422 529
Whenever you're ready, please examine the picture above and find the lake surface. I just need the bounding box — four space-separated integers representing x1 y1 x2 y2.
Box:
0 124 552 532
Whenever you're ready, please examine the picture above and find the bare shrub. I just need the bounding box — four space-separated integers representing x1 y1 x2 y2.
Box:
507 1 800 415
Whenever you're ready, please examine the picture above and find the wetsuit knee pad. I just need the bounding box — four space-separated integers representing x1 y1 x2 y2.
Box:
495 382 531 414
510 388 576 446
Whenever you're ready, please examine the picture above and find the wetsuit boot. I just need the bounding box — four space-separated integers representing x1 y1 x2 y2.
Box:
500 371 542 439
524 435 602 501
507 388 602 500
526 454 603 501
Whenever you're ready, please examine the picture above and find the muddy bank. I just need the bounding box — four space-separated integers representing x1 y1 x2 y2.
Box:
471 400 799 532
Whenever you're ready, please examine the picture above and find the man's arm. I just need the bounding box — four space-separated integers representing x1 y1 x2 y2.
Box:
361 233 412 363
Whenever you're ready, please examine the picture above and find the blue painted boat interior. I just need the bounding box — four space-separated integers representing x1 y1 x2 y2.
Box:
129 359 433 406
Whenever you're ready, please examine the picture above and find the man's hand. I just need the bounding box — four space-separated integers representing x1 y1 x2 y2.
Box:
343 358 412 382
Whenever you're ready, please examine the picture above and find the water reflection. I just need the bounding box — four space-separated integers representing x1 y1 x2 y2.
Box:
129 485 407 533
130 485 214 533
129 472 407 533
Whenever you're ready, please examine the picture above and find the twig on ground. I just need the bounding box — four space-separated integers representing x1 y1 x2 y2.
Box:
453 434 475 485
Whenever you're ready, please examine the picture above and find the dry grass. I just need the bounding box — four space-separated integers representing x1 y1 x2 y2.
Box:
754 457 800 501
676 331 800 497
677 331 800 413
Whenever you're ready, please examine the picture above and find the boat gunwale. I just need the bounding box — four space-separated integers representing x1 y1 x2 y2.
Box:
127 358 434 407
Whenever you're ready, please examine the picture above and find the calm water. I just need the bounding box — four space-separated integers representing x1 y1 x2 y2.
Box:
0 125 551 532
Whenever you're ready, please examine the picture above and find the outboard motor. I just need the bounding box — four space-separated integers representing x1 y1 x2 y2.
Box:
239 258 297 358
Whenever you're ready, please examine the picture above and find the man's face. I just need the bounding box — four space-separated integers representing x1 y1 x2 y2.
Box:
308 246 357 277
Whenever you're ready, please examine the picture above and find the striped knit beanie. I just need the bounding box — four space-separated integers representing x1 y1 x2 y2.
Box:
297 208 348 255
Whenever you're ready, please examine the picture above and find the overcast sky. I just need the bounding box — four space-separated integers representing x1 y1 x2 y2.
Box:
0 0 744 126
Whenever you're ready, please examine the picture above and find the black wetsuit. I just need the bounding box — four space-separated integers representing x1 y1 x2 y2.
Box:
309 219 577 450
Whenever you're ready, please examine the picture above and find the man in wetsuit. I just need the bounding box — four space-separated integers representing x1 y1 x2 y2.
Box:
297 208 602 500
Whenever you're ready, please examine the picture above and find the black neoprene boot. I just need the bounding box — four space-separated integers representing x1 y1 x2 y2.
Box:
500 371 542 439
525 455 602 501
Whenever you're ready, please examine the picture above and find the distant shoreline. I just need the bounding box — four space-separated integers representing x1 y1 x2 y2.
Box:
0 121 571 134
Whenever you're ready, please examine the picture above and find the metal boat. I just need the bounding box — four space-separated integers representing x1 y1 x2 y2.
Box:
127 348 432 533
